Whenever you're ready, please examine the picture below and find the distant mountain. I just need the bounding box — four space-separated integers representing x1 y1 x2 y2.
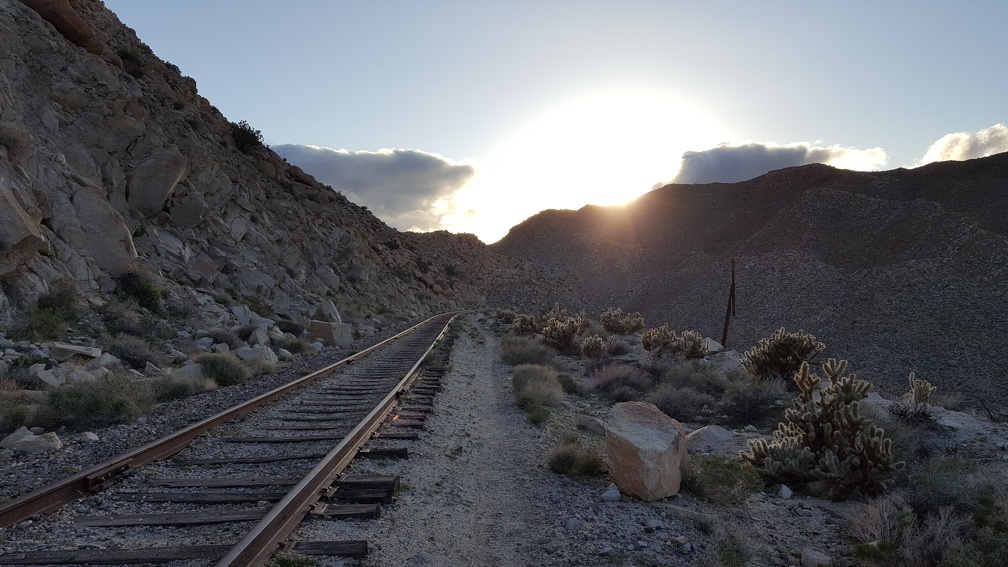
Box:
491 155 1008 404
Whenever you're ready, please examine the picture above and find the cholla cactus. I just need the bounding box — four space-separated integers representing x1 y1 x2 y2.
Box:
541 312 586 353
641 325 677 357
906 372 936 404
580 334 606 359
513 314 539 336
600 308 645 335
676 330 709 359
743 328 825 382
740 359 902 499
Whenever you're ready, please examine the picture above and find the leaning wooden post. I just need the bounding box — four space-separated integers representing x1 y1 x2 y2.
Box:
721 259 736 348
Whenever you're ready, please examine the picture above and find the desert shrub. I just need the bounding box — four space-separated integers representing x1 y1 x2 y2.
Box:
275 319 304 336
641 326 707 359
647 384 715 422
661 362 728 396
741 359 902 499
641 325 676 356
606 338 632 356
7 307 68 341
525 405 550 425
512 365 563 407
109 335 168 370
208 329 244 350
151 377 214 402
35 283 80 321
556 373 580 394
849 496 968 567
114 272 163 313
196 353 250 387
273 337 310 355
494 309 516 324
608 385 640 402
1 401 30 435
231 119 264 152
500 335 554 365
904 456 993 515
244 296 274 318
235 325 258 342
600 308 644 335
41 373 153 430
579 334 607 359
592 363 652 396
743 328 824 382
115 46 144 77
547 442 604 476
889 401 936 428
720 373 787 427
682 455 762 506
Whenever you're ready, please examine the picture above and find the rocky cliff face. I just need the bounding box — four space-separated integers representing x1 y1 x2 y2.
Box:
492 157 1008 405
0 0 502 331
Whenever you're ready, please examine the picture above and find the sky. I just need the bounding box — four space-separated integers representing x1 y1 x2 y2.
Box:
104 1 1008 243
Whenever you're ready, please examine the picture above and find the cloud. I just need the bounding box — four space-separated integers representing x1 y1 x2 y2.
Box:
671 142 888 184
919 123 1008 165
273 144 474 231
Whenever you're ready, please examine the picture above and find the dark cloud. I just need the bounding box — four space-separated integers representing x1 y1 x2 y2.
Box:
919 123 1008 165
274 144 474 231
671 142 887 184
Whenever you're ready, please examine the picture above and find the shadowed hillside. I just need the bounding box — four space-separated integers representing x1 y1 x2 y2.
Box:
491 155 1008 405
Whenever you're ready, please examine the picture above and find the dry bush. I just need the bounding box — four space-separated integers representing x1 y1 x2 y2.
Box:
682 455 762 506
512 313 540 336
742 327 824 382
592 363 652 396
512 364 564 407
547 441 604 476
647 384 715 422
541 313 586 353
661 362 729 396
38 372 154 431
109 335 169 370
579 334 607 359
720 372 787 427
500 335 554 365
196 353 250 386
849 496 967 567
606 338 632 356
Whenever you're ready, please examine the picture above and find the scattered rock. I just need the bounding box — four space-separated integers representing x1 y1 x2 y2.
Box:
685 424 734 452
1 426 62 454
801 548 832 567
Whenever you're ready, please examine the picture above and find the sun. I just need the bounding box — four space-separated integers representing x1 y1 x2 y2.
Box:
443 86 730 243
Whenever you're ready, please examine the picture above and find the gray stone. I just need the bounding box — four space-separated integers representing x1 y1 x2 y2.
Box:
777 484 793 499
685 424 735 452
72 186 137 276
306 319 353 347
576 414 607 437
601 486 622 502
312 299 342 323
231 305 252 326
801 548 832 567
564 518 582 532
247 327 270 346
170 362 205 382
79 431 99 442
233 345 278 365
0 186 44 277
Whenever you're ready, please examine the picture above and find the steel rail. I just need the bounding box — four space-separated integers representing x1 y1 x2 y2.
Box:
0 313 452 528
215 313 458 567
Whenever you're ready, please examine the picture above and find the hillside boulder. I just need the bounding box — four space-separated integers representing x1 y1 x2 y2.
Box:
72 186 136 275
127 151 188 216
18 0 105 55
307 319 353 347
0 185 45 276
605 401 688 501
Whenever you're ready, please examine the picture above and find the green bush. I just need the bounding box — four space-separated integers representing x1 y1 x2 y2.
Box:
231 120 264 153
115 46 145 77
151 377 214 403
500 335 554 365
114 272 163 312
682 455 762 506
512 364 564 425
8 307 69 341
547 442 604 476
276 319 304 336
35 283 80 321
196 353 250 387
41 373 153 431
556 373 580 394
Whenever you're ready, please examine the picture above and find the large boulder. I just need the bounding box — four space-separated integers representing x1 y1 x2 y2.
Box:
233 345 278 366
1 426 62 454
72 186 137 276
0 185 44 277
18 0 105 54
605 401 689 501
127 151 188 216
306 319 353 347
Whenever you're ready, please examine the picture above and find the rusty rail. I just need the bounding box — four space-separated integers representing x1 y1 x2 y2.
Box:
0 313 453 529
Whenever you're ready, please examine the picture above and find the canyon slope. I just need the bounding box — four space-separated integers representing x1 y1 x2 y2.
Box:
491 156 1008 403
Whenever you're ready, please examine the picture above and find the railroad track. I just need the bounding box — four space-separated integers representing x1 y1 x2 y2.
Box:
0 312 459 566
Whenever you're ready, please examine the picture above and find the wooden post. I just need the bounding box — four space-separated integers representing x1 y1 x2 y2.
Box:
721 259 736 348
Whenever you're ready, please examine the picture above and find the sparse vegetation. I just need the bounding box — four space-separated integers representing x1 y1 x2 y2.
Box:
600 308 644 334
7 284 81 341
196 353 250 387
547 440 604 476
500 335 554 365
231 119 264 152
511 364 564 425
114 272 163 313
579 334 607 358
683 455 763 506
39 373 154 431
108 334 168 370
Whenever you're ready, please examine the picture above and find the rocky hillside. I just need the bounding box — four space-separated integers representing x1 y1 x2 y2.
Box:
0 0 570 337
491 156 1008 406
